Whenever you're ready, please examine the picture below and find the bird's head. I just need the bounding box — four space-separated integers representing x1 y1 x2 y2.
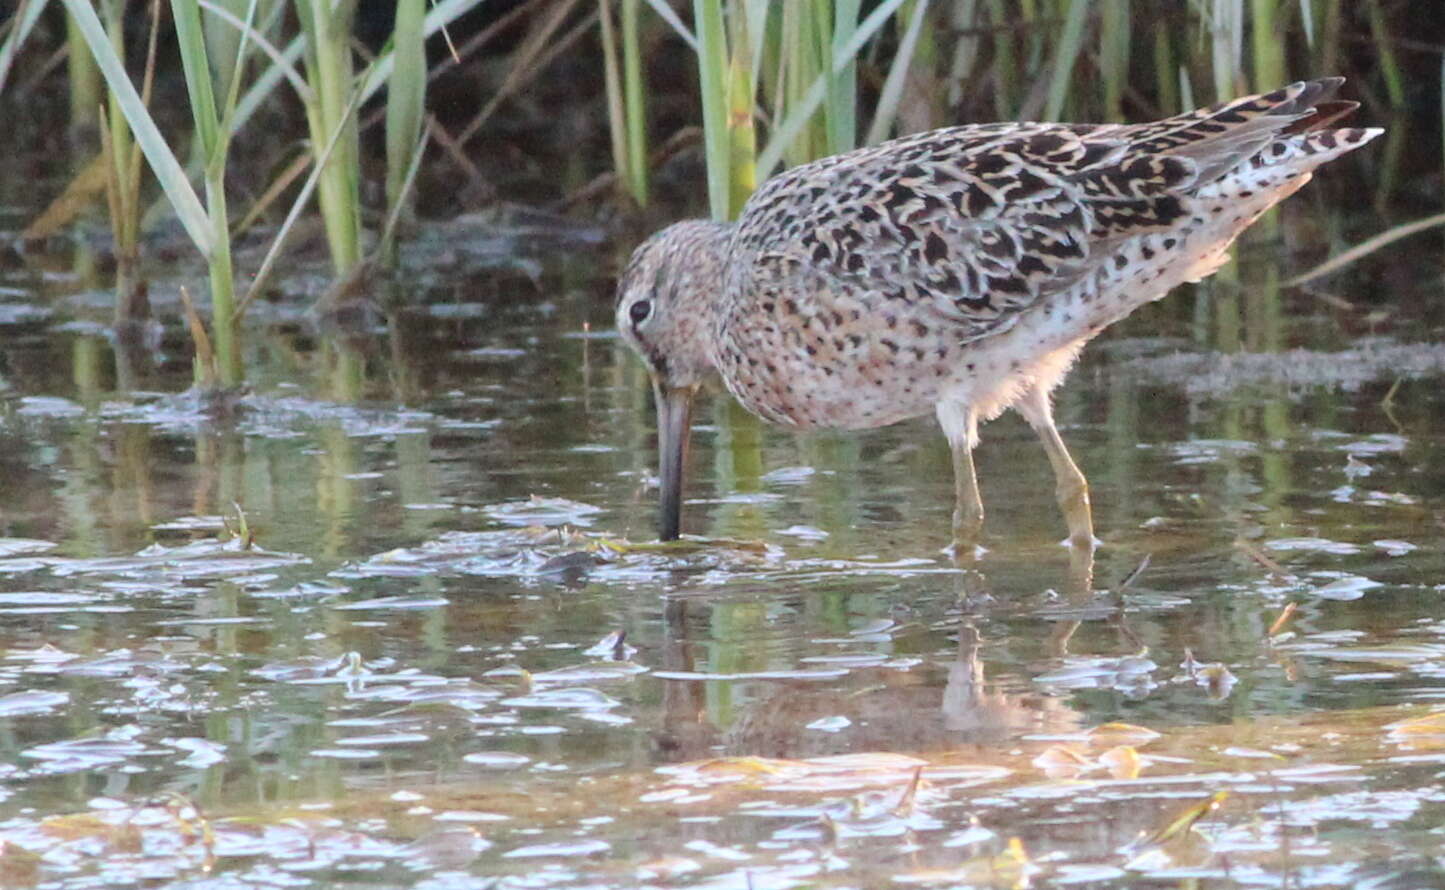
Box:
615 220 732 540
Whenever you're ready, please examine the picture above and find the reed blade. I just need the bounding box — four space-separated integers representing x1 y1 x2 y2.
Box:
386 0 427 252
59 0 212 257
694 0 730 220
1041 0 1089 122
865 0 930 145
0 0 49 96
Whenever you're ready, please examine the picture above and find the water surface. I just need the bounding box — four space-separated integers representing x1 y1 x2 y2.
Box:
1 158 1443 888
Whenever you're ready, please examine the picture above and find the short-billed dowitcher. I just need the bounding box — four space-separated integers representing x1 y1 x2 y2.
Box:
617 79 1379 545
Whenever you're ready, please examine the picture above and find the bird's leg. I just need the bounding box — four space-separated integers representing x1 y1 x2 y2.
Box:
935 401 984 549
1015 385 1096 552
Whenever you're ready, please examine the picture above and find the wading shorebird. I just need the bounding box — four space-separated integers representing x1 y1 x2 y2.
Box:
616 79 1379 546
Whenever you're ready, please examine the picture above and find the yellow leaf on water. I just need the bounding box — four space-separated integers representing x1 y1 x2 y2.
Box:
1099 745 1142 779
0 840 41 886
1085 722 1161 747
1386 711 1445 736
690 756 798 778
38 813 114 840
1032 745 1093 778
1143 791 1229 846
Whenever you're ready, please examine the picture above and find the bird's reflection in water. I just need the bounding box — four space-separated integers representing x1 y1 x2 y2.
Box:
649 544 1149 762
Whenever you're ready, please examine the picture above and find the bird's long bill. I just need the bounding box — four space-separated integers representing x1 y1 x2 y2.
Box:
654 383 695 541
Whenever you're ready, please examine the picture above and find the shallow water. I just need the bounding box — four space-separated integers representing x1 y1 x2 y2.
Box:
3 165 1445 888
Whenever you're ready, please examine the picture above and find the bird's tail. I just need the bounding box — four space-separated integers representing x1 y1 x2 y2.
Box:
1124 78 1380 185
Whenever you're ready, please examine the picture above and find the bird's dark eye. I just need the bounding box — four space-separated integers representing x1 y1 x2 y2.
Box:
629 300 652 325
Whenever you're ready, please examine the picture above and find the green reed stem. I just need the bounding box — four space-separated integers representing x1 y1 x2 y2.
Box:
295 0 362 276
984 0 1014 118
824 0 859 154
171 0 258 385
384 0 426 266
725 8 756 218
1367 0 1405 109
756 0 909 178
601 0 648 207
1250 0 1285 92
778 0 818 167
65 12 103 138
621 0 649 205
1041 0 1088 121
694 0 730 220
103 0 162 324
1098 0 1129 121
1209 0 1243 101
600 0 629 200
865 0 929 145
1153 20 1177 113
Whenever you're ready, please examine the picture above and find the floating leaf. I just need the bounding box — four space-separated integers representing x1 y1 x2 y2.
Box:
1032 745 1093 779
1099 745 1142 780
1085 723 1161 747
1194 664 1238 700
1386 711 1445 738
1141 791 1229 847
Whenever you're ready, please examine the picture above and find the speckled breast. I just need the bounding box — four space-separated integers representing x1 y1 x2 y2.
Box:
709 274 962 431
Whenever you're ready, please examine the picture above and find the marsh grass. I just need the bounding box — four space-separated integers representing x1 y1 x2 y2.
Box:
384 0 427 268
60 0 220 304
645 0 1426 245
295 0 363 276
0 0 48 96
99 0 162 325
5 0 1436 371
600 0 649 206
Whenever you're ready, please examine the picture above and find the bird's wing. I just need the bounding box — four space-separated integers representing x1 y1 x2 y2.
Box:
728 80 1340 344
